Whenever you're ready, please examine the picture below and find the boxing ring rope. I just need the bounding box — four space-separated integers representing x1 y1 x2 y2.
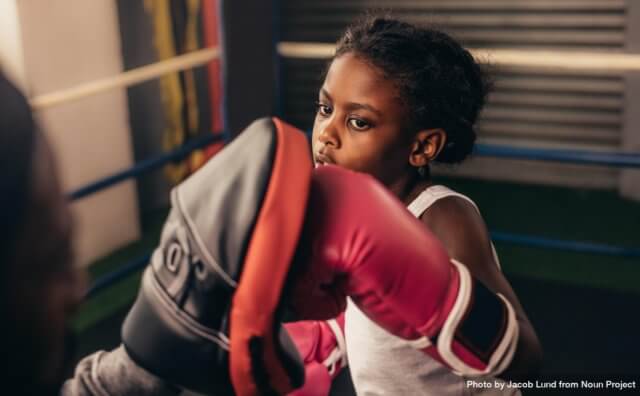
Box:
40 43 637 298
30 47 219 109
86 253 151 299
82 139 640 299
277 42 640 72
489 232 640 259
23 47 222 297
69 132 222 201
475 144 640 168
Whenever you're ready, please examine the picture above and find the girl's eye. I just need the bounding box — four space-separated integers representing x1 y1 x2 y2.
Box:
348 118 370 131
315 102 332 117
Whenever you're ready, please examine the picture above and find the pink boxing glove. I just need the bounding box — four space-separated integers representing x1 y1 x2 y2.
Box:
285 314 347 396
289 166 518 378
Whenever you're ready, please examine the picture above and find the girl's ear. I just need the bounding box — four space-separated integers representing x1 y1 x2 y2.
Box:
409 128 447 167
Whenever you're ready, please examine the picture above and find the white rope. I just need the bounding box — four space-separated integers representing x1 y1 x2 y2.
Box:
30 47 219 110
475 49 640 72
31 42 637 110
278 42 335 59
277 41 640 72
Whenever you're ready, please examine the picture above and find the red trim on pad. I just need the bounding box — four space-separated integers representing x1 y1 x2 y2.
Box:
230 118 312 395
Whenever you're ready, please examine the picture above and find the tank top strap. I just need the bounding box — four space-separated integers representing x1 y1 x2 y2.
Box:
407 185 480 218
407 185 501 270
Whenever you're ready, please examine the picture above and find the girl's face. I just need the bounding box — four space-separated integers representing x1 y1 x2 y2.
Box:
312 53 415 187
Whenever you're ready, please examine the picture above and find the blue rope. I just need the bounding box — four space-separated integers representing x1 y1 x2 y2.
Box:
69 133 223 201
70 134 640 203
85 253 151 299
491 232 640 258
78 131 640 297
475 144 640 168
86 232 639 299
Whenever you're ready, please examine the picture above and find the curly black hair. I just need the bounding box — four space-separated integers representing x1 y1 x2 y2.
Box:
334 15 490 164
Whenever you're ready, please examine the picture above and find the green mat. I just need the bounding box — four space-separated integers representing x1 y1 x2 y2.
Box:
74 177 640 332
72 209 167 332
441 177 640 293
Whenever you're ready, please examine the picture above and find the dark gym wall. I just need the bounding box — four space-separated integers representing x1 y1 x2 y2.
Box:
220 0 276 135
116 0 171 212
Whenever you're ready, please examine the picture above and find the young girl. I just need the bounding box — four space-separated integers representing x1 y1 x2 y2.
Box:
300 15 543 395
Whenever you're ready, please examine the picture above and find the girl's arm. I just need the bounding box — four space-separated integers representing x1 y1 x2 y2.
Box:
421 196 543 380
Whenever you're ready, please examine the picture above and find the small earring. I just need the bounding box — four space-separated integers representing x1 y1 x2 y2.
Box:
418 166 427 177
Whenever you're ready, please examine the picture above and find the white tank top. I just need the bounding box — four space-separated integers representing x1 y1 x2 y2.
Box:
345 185 519 396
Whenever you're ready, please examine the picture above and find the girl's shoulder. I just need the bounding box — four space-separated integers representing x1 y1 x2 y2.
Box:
415 186 498 273
408 184 480 220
